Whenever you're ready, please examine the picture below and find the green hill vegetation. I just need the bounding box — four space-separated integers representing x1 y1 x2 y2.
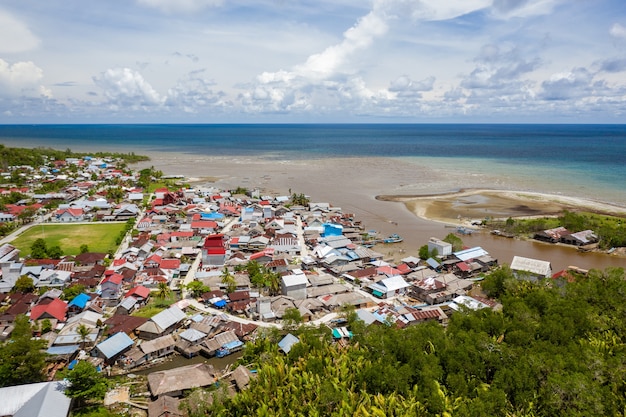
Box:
192 266 626 416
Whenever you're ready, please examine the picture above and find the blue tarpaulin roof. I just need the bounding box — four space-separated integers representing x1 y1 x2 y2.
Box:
68 293 90 309
212 299 227 308
201 212 224 219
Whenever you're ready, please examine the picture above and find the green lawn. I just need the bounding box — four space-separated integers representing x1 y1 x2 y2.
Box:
11 223 126 256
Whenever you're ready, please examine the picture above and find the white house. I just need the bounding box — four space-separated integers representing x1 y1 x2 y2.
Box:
510 256 552 281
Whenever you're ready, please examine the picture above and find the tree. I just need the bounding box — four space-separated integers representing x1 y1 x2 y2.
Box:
63 361 109 407
47 245 63 259
419 245 430 260
80 244 90 254
12 275 35 293
156 282 172 300
443 233 464 252
17 206 36 224
282 307 303 331
77 324 91 349
30 238 48 259
0 315 47 387
63 284 86 301
221 267 237 294
186 280 209 298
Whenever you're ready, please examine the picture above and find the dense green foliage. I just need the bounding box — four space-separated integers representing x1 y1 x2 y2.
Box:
196 267 626 416
0 144 149 170
62 361 109 406
0 315 47 387
442 233 464 252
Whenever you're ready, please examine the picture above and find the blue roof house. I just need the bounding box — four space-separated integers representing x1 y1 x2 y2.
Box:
278 333 300 354
96 332 134 363
68 293 91 311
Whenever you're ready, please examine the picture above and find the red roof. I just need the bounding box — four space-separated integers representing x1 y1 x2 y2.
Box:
206 247 226 255
396 264 411 275
191 220 218 229
30 298 67 322
171 231 194 238
102 273 123 285
456 262 471 272
160 259 181 270
112 258 126 267
56 208 84 217
259 200 270 206
191 213 201 221
203 234 225 248
125 285 151 299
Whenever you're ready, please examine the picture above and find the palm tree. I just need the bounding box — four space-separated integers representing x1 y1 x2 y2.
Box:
156 282 172 300
77 324 91 350
221 267 237 294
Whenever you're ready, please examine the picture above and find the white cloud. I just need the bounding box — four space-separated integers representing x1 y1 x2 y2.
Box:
136 0 222 13
0 10 40 53
0 59 48 98
93 68 164 108
540 68 594 100
165 71 229 113
491 0 562 18
610 23 626 39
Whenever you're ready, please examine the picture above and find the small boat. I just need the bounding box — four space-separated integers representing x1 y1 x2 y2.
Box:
384 234 403 243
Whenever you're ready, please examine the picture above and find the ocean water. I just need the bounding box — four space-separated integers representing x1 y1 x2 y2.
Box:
1 124 625 205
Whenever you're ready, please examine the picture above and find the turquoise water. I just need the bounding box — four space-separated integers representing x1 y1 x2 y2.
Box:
1 124 624 204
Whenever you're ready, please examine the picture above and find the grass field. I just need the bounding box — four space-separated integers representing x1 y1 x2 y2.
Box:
11 223 127 256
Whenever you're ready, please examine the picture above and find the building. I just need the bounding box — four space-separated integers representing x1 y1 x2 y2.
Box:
427 237 452 257
510 256 552 281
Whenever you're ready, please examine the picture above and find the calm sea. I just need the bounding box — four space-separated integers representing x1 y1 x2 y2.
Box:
1 124 625 205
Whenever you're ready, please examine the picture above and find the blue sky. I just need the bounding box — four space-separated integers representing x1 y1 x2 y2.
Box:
1 0 626 123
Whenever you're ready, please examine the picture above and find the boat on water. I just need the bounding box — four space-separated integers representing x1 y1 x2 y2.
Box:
384 234 403 243
215 340 244 358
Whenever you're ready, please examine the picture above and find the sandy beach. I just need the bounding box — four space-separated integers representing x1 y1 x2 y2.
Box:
136 152 626 270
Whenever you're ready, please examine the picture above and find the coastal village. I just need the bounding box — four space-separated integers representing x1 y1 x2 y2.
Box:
0 154 619 416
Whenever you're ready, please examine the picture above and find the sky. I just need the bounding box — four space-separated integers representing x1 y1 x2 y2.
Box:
1 0 626 123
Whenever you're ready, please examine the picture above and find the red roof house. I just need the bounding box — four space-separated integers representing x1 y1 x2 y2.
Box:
30 298 68 322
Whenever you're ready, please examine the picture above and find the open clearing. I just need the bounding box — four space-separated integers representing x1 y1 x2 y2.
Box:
11 223 126 256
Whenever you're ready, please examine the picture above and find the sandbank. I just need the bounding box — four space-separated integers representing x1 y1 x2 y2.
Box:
378 189 626 226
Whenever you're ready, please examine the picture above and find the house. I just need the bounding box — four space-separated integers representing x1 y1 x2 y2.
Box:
54 207 85 222
281 270 308 300
368 276 410 299
148 396 184 417
30 298 68 322
100 273 124 306
427 237 452 257
148 363 217 398
125 334 176 368
534 226 571 243
202 234 226 266
96 332 135 364
510 256 552 281
67 293 92 315
137 305 186 340
561 230 598 246
0 381 72 417
104 315 148 337
36 269 72 288
278 333 300 354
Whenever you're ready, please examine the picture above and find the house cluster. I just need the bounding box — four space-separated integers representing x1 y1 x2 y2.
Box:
1 155 139 224
534 226 599 247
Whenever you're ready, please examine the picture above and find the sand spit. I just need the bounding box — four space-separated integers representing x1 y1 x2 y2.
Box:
378 189 626 225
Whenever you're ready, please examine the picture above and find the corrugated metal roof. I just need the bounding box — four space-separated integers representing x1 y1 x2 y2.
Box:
0 381 72 417
97 332 134 359
151 305 186 331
